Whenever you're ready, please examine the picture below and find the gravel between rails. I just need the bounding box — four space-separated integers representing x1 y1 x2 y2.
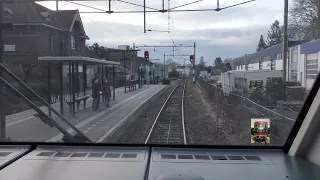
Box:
119 81 179 144
146 79 185 144
184 79 231 145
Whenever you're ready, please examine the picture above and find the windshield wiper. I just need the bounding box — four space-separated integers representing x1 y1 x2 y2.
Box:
0 63 92 143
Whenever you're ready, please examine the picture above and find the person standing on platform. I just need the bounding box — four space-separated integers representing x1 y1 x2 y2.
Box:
102 79 111 107
92 79 101 110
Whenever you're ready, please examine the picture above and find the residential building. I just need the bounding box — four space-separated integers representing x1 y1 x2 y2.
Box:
227 40 320 90
3 2 89 83
175 65 191 77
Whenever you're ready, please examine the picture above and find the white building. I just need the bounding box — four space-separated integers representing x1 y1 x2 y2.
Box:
175 66 191 77
232 40 320 90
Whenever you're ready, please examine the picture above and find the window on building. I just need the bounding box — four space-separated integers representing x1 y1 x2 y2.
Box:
276 53 281 60
290 53 298 81
49 34 54 52
271 60 276 70
259 62 263 70
27 25 38 34
306 57 319 80
4 8 13 17
71 35 76 50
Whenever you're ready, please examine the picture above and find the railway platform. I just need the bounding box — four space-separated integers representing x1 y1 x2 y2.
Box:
5 84 167 142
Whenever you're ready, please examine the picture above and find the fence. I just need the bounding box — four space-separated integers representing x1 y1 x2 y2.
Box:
196 77 296 145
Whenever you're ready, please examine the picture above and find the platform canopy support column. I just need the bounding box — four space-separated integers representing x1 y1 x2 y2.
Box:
59 62 64 115
47 62 52 117
113 65 115 100
72 62 75 116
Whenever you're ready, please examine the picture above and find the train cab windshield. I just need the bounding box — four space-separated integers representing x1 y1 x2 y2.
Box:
0 0 319 148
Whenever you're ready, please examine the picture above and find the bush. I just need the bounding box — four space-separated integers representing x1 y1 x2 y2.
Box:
162 79 171 85
168 68 180 78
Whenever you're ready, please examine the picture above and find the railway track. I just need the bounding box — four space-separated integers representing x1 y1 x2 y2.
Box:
145 79 187 145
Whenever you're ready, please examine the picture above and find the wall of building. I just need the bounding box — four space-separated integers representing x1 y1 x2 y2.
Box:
231 40 320 91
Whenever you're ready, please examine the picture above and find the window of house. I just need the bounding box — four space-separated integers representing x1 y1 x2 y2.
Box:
71 35 76 50
28 25 38 34
4 8 13 17
12 62 21 69
49 34 54 52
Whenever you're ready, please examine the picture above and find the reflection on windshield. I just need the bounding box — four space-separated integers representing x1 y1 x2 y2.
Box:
0 0 318 146
256 123 267 129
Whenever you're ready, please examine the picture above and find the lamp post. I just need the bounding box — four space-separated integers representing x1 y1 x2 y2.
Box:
138 65 142 88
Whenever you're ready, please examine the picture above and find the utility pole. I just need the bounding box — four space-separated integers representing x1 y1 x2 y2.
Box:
193 41 196 83
163 54 166 79
0 1 4 141
143 0 146 33
56 0 59 10
184 58 185 77
283 0 288 81
132 43 135 77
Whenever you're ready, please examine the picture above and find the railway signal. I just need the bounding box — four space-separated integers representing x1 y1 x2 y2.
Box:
190 55 194 63
144 51 149 60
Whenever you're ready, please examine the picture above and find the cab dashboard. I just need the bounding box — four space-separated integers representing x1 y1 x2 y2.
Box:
0 144 319 180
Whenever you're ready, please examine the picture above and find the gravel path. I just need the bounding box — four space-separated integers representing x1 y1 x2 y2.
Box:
197 81 295 146
184 79 231 145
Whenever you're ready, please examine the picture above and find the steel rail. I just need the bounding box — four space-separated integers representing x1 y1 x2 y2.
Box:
145 79 187 144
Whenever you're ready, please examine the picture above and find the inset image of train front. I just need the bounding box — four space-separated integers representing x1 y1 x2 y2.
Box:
251 118 270 144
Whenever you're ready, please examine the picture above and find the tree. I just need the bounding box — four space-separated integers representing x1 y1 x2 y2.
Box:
88 43 106 59
213 57 225 70
290 0 320 40
257 35 267 51
206 65 213 73
166 58 178 67
194 56 206 76
266 20 283 46
168 68 179 78
196 56 206 70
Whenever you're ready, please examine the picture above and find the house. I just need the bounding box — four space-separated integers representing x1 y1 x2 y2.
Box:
101 47 153 78
175 65 190 77
2 2 89 83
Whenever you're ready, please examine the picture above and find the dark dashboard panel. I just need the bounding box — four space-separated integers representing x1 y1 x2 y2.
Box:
0 146 319 180
0 145 149 180
149 147 320 180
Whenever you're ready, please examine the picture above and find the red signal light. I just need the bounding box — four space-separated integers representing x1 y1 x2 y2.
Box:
190 55 194 63
144 51 149 60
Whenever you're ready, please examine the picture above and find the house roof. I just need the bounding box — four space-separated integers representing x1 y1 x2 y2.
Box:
4 2 88 38
299 39 320 54
38 56 121 66
229 40 307 66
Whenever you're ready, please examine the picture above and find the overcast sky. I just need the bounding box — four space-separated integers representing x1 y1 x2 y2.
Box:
38 0 286 65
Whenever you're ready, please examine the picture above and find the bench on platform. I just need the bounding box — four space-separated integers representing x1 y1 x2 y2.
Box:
128 80 138 91
75 95 91 110
66 95 92 113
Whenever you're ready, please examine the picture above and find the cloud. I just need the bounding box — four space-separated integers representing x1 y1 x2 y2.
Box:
36 0 284 64
84 21 269 64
